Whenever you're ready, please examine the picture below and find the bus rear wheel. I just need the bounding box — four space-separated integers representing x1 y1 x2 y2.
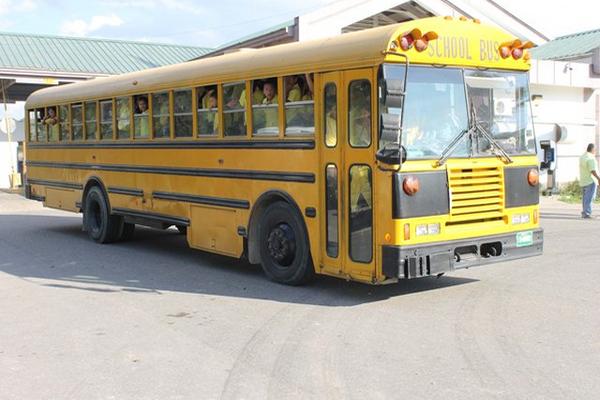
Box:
83 186 122 244
258 202 314 285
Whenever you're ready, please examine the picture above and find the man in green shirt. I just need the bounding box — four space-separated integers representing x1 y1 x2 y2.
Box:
579 143 600 218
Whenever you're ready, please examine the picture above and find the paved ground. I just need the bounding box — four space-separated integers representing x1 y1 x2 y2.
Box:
1 191 599 400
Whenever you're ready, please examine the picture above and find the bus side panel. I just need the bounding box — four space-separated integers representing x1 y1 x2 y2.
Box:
188 205 244 257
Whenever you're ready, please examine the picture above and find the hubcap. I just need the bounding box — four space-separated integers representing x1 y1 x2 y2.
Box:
267 223 296 267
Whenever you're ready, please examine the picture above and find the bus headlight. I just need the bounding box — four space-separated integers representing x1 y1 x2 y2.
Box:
512 213 530 225
416 223 441 236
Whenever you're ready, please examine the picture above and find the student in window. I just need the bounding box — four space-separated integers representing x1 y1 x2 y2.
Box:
285 75 302 102
134 95 149 138
262 80 278 128
206 91 219 134
44 107 59 140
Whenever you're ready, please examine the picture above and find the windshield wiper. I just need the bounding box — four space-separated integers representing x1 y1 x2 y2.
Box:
436 103 513 166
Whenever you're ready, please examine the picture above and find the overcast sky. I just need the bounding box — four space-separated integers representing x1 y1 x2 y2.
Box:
1 0 599 120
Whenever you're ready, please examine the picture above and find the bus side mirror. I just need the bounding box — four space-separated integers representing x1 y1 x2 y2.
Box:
382 79 405 109
539 140 556 171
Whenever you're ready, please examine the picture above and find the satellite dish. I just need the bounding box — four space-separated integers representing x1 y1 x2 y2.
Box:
0 116 16 135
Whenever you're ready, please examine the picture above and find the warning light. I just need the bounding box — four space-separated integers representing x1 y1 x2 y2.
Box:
499 39 535 61
397 29 438 52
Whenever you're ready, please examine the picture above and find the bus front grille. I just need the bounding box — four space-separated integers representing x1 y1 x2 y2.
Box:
447 166 504 225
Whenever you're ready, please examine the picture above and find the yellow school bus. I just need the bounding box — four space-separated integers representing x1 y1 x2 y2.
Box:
24 16 543 285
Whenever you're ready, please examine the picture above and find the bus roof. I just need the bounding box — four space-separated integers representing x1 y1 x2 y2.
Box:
26 17 531 108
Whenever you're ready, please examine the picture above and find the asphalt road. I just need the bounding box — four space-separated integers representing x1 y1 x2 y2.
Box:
1 191 599 400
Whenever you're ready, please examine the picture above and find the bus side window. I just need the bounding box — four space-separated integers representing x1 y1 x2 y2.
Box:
35 108 46 142
324 83 337 147
85 101 98 140
197 85 218 136
174 89 193 138
152 91 171 139
284 73 314 136
71 103 83 141
222 82 246 137
116 97 131 139
133 95 149 139
28 110 36 142
100 100 114 140
252 78 278 136
59 105 70 141
348 80 372 148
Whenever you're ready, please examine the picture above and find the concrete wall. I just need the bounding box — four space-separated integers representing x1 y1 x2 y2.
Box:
0 142 18 189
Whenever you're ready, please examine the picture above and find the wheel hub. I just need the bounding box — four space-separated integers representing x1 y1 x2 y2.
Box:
267 223 296 266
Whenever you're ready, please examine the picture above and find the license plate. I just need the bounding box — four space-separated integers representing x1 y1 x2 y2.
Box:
516 231 534 247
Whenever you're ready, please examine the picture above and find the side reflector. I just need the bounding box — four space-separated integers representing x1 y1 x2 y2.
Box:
403 176 420 196
404 224 411 241
527 169 539 186
533 209 539 224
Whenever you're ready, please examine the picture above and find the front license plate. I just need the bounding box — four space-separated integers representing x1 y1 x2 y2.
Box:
516 231 534 247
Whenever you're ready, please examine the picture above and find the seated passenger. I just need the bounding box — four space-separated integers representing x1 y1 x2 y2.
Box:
285 75 301 102
206 91 219 134
44 107 59 140
134 95 149 138
262 80 278 128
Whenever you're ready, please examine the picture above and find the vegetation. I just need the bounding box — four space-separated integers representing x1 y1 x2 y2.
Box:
557 180 600 204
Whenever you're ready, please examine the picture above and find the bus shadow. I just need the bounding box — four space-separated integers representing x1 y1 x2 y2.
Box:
541 212 587 221
0 214 478 307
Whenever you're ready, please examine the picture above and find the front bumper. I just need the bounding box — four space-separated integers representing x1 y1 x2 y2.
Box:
382 228 543 279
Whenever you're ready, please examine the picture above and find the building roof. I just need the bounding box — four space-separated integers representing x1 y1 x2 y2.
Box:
530 28 600 61
0 32 212 75
199 20 297 59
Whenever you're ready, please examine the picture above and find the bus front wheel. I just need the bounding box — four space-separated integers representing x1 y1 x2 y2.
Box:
83 186 122 244
258 202 314 285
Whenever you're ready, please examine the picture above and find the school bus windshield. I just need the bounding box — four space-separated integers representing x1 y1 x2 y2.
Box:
379 64 536 159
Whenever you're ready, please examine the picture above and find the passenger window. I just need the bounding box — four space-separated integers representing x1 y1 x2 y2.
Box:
349 165 373 263
35 109 46 142
326 164 339 258
284 73 314 135
100 100 114 140
45 106 59 142
28 110 36 142
71 104 83 141
252 78 278 136
152 92 171 139
174 89 193 138
133 95 149 139
116 97 131 139
59 105 70 141
197 85 218 136
222 82 246 136
324 83 337 147
85 102 97 140
348 80 372 147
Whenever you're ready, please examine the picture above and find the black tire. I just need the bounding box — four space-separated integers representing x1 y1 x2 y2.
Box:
83 186 122 244
258 201 314 285
176 225 187 235
119 223 136 241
